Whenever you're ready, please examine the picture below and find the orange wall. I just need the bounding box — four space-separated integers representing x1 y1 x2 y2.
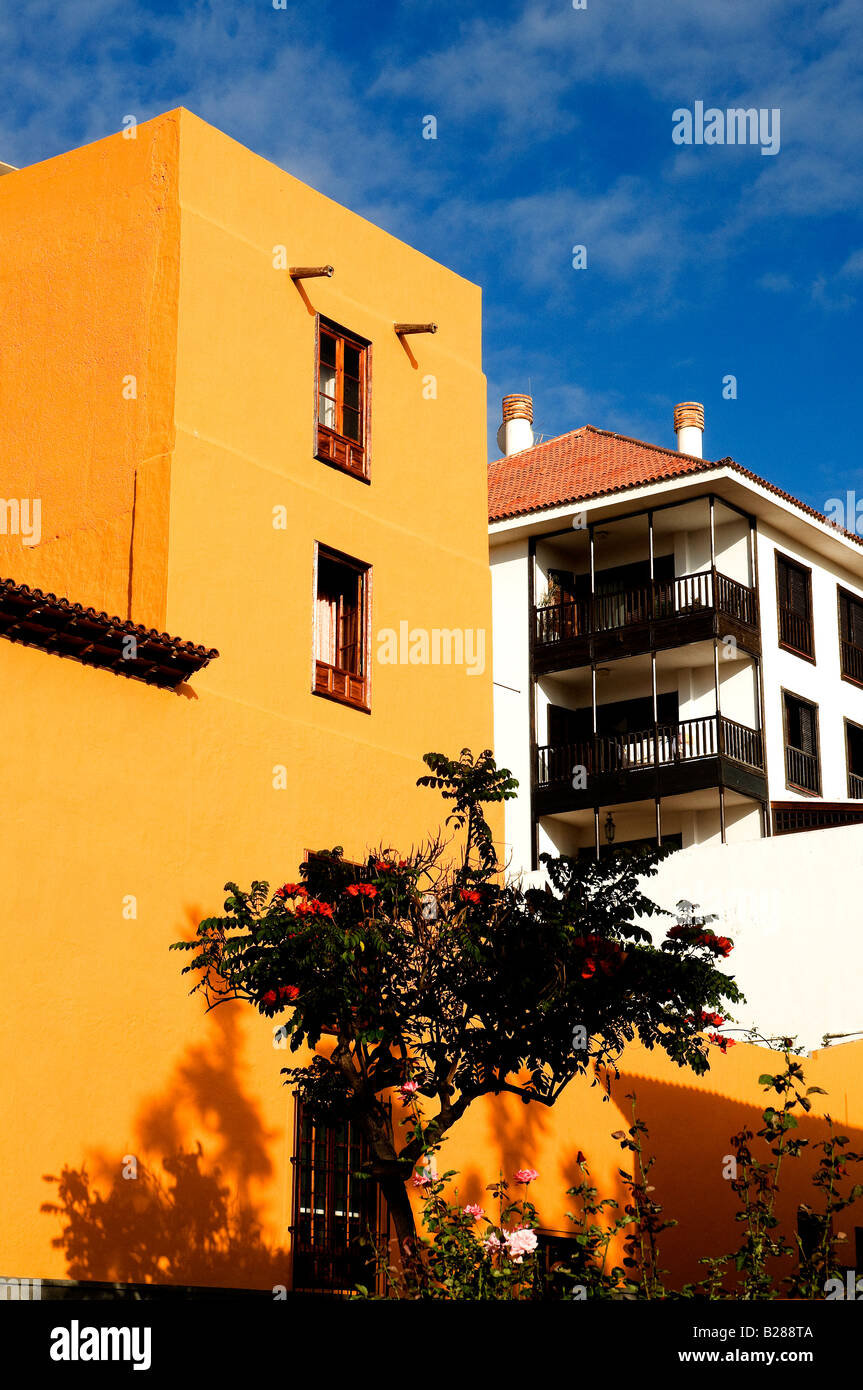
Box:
437 1036 863 1288
0 115 179 622
0 111 499 1289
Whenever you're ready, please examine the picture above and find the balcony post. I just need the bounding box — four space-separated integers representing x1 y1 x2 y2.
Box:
593 805 600 861
528 536 538 870
648 509 655 622
588 521 596 635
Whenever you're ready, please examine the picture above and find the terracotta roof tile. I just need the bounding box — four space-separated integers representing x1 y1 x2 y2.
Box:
0 578 219 689
487 424 863 547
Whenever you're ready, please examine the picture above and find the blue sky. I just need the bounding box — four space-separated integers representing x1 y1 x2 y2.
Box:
2 0 861 515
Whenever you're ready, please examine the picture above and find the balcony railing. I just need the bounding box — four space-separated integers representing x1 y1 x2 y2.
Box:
849 772 863 799
778 604 813 658
536 714 763 789
534 568 757 647
784 745 820 794
841 639 863 686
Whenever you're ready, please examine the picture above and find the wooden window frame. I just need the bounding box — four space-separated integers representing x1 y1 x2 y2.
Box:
844 716 863 799
837 585 863 688
314 316 371 483
781 686 822 796
775 551 815 663
312 543 371 714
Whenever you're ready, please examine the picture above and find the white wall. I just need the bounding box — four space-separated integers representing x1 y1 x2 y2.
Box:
491 539 533 869
757 522 863 801
639 825 863 1048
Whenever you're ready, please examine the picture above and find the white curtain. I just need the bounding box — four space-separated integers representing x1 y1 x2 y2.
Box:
316 591 337 665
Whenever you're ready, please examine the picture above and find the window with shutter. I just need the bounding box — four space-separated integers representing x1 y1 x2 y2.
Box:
776 555 814 659
838 588 863 685
782 690 820 794
845 720 863 798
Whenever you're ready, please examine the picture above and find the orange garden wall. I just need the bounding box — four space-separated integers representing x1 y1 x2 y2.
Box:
437 1037 863 1288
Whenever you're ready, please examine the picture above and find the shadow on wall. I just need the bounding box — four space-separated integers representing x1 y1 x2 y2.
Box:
41 1005 289 1291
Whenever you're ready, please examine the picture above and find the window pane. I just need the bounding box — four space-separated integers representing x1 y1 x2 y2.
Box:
318 365 337 428
320 332 337 368
343 343 361 379
344 375 360 413
342 406 361 442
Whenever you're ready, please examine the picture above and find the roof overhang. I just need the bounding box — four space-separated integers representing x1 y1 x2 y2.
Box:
0 579 219 689
489 464 863 579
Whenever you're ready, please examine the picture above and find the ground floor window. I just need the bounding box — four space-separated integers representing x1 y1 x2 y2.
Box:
290 1098 387 1294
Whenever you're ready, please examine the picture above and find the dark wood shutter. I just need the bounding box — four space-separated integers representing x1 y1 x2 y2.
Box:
799 701 815 755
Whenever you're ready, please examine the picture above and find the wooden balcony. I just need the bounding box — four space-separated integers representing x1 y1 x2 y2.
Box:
849 772 863 799
778 604 814 660
784 744 820 795
534 714 765 814
841 639 863 687
533 569 759 673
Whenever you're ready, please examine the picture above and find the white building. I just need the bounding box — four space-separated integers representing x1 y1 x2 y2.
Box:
489 395 863 877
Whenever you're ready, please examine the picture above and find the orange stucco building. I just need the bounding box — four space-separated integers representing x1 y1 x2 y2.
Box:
0 110 497 1292
1 111 862 1296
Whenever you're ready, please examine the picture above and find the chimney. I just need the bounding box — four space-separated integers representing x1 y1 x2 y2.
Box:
674 401 704 458
498 394 534 456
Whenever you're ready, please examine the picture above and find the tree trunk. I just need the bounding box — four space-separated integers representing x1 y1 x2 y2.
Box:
379 1174 421 1285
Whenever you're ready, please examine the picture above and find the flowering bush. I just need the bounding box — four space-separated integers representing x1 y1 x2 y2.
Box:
362 1059 863 1300
174 750 742 1269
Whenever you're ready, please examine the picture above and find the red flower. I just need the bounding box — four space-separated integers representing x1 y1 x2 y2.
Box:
275 883 307 900
687 1009 726 1029
262 985 299 1007
707 1033 736 1052
667 924 733 957
459 889 481 906
295 898 334 918
345 883 377 899
373 860 393 872
574 935 625 978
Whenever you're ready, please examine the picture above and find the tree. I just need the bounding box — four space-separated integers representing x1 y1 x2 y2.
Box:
172 748 742 1266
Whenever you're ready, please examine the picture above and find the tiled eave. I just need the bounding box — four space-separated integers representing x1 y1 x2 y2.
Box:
0 578 219 690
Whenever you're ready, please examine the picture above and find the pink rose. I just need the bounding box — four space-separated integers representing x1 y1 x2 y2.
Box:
514 1168 539 1185
463 1204 484 1220
504 1227 538 1263
397 1080 420 1105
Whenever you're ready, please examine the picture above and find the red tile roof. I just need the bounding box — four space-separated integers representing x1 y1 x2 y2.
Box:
487 424 862 546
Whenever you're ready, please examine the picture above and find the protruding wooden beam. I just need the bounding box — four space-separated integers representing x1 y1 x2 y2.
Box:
289 265 334 279
394 322 437 335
